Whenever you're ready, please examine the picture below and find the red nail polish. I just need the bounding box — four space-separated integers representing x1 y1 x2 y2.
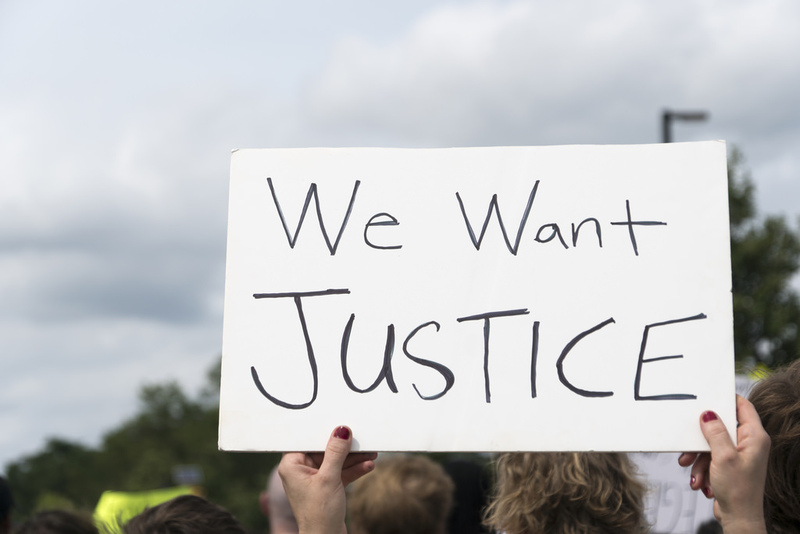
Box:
702 486 711 498
334 426 350 440
690 475 696 487
702 411 718 422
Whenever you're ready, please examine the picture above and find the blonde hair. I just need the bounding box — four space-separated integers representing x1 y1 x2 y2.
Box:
347 454 454 534
483 452 648 534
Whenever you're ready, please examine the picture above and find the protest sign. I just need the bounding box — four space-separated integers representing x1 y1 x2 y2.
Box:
219 142 735 452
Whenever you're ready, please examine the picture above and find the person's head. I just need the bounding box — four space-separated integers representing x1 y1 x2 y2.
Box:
122 495 245 534
0 477 12 534
748 358 800 534
483 452 648 534
442 459 491 534
695 518 722 534
16 510 98 534
259 465 298 534
347 454 454 534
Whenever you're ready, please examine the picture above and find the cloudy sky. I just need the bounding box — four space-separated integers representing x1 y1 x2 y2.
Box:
1 0 799 470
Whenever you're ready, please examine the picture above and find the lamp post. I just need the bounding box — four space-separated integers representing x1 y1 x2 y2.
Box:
661 109 709 143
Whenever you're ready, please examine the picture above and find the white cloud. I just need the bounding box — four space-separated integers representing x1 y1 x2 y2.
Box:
2 0 799 469
1 318 220 465
304 0 800 213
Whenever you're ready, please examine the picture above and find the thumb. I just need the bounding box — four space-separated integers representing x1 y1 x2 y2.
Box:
318 426 353 482
699 410 735 457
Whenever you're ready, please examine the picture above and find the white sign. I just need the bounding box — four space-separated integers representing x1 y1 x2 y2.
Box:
219 142 735 452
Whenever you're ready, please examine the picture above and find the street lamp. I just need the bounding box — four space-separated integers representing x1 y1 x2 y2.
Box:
661 109 709 143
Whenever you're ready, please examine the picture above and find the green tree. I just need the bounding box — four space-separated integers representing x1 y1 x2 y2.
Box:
5 361 277 531
5 438 104 516
729 147 800 368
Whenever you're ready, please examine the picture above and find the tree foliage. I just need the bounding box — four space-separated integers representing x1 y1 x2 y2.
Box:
4 361 277 532
729 147 800 367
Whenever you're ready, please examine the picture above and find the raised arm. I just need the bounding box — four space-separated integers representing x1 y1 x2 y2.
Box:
678 395 770 534
278 426 377 534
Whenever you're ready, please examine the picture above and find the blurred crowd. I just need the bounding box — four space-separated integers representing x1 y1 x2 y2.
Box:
1 358 798 534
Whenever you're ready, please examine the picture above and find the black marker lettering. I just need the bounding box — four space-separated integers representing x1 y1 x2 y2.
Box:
340 314 398 394
402 321 455 400
250 289 350 409
571 217 603 248
556 317 616 398
455 181 540 255
531 320 540 398
634 313 706 400
457 309 530 403
535 223 569 249
610 199 667 256
266 177 360 255
363 212 402 250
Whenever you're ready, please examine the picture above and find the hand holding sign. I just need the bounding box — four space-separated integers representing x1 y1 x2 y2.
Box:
279 426 377 534
679 396 769 533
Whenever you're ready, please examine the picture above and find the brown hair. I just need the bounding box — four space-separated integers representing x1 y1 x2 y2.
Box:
122 495 245 534
347 454 454 534
748 359 800 534
483 452 648 534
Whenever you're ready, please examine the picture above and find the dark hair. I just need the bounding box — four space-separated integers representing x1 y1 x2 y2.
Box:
16 510 98 534
0 477 12 534
748 359 800 534
443 459 491 534
695 519 722 534
122 495 245 534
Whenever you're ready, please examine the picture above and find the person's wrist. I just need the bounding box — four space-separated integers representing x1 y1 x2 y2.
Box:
297 518 347 534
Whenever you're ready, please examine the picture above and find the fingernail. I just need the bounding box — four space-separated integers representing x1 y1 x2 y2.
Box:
702 486 711 498
702 411 718 423
334 426 350 440
690 475 696 487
